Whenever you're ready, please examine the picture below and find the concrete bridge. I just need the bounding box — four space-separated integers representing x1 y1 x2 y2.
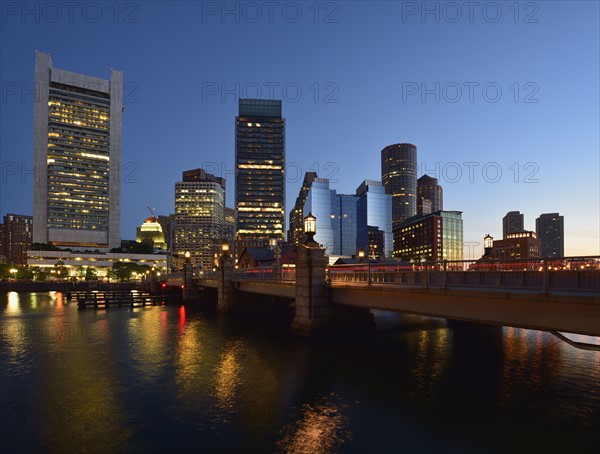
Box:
185 248 600 338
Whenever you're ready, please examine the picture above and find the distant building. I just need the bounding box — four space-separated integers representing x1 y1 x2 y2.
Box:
381 143 418 227
174 168 225 271
417 174 443 215
536 213 564 258
490 231 541 260
355 180 393 257
288 171 318 245
2 214 33 265
136 217 166 250
503 211 524 238
157 214 175 250
235 98 286 243
224 207 236 250
393 211 463 261
367 226 385 260
33 51 122 250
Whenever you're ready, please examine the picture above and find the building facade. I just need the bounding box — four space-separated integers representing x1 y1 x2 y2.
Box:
288 171 318 245
355 180 393 258
303 178 338 254
417 174 443 215
393 211 463 262
2 214 33 265
536 213 564 258
174 169 225 271
502 211 524 238
235 99 285 242
136 217 166 250
33 51 122 250
490 231 541 260
381 143 418 228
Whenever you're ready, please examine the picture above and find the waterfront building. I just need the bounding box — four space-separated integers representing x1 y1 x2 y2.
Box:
33 51 122 250
1 214 33 266
174 168 225 271
417 174 443 215
490 231 541 259
381 143 418 227
235 99 286 243
536 213 564 258
356 180 393 258
503 211 524 238
136 217 166 250
393 211 463 261
27 249 167 280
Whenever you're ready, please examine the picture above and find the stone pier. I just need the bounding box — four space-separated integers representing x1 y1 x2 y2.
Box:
217 253 235 313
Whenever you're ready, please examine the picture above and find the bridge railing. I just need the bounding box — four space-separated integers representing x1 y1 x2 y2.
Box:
233 266 296 282
327 256 600 292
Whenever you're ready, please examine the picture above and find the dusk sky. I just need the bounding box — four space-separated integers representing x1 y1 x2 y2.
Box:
1 1 598 257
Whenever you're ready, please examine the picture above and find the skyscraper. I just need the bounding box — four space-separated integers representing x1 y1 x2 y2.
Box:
417 174 443 215
393 211 463 261
235 99 285 242
1 214 33 266
289 171 317 245
33 51 122 250
381 143 418 228
536 213 564 258
174 168 225 271
302 178 338 254
502 211 524 238
356 180 393 257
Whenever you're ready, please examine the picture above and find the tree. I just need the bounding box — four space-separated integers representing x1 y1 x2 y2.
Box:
85 267 98 281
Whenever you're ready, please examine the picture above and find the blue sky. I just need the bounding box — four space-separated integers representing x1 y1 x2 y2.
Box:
1 1 598 257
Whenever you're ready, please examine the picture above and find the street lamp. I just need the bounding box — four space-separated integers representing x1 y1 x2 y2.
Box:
184 251 191 259
222 242 230 256
304 213 317 244
9 268 18 279
357 249 365 261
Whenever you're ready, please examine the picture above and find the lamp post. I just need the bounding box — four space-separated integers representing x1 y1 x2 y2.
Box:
304 213 317 245
221 242 230 257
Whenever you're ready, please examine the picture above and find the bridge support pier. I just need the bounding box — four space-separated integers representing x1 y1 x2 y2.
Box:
217 253 235 313
292 244 374 337
182 258 198 302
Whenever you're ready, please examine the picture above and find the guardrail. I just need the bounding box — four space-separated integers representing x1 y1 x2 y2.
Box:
327 256 600 292
234 266 296 282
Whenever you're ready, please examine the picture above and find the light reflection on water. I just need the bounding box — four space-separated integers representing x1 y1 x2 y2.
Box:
1 292 599 452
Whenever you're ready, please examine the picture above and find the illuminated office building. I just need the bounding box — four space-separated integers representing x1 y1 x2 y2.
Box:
381 143 418 227
536 213 564 258
174 168 225 271
1 214 33 265
33 51 122 250
394 211 463 261
491 231 541 260
136 217 166 250
235 99 285 242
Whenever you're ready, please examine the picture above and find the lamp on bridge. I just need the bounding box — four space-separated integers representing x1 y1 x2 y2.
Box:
304 212 317 245
484 234 493 257
357 249 365 262
221 242 230 257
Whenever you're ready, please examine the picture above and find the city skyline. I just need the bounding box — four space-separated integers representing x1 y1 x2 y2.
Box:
1 2 598 257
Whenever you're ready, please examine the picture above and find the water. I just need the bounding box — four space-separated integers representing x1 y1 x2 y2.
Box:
1 291 599 453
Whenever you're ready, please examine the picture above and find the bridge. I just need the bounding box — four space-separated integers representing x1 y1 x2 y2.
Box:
185 248 600 339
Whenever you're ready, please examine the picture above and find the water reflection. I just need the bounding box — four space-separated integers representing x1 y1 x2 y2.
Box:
277 397 350 454
6 291 20 314
214 340 245 410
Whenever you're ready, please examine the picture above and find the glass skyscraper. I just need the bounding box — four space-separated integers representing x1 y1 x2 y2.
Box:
33 52 122 250
302 178 338 254
288 171 317 245
356 180 393 258
381 143 418 227
235 99 285 241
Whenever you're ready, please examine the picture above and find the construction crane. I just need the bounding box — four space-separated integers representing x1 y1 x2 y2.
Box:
146 204 157 219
